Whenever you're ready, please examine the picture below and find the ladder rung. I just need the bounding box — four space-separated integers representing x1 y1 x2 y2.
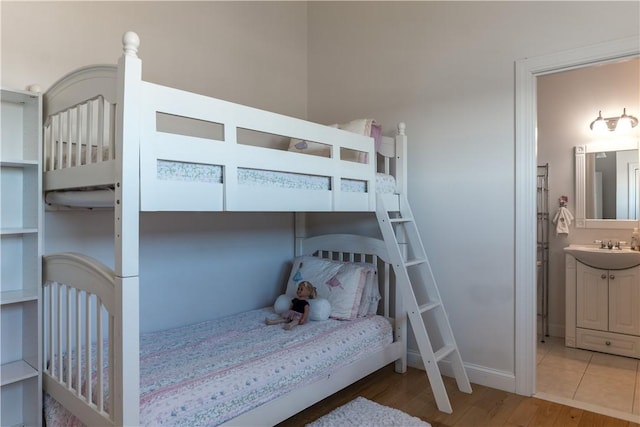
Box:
404 258 426 267
434 344 457 362
418 301 441 314
390 216 414 223
377 193 472 412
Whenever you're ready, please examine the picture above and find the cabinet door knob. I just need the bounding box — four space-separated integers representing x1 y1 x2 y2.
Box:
605 341 611 346
609 274 615 280
601 274 607 279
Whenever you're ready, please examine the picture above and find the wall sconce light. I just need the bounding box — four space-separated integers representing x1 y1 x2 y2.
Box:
589 108 638 133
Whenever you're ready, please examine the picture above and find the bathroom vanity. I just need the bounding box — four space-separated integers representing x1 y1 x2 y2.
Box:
565 245 640 359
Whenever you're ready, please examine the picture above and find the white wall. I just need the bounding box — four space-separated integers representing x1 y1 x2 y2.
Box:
306 1 639 389
1 1 308 332
537 59 640 338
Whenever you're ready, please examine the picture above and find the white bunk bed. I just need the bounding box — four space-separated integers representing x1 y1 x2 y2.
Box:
41 32 410 426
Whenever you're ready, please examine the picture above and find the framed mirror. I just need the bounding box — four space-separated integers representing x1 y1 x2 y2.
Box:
575 140 639 228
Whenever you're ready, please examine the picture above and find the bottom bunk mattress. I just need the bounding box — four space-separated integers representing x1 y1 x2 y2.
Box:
44 307 393 426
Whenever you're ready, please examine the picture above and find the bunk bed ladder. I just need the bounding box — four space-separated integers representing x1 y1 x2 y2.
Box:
376 194 472 414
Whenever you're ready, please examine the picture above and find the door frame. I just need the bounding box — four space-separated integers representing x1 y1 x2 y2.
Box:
514 37 639 395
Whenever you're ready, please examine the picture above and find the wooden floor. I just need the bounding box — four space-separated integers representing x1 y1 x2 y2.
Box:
277 365 640 427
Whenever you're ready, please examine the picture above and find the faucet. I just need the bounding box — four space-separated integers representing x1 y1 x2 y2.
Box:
596 240 617 249
598 240 624 249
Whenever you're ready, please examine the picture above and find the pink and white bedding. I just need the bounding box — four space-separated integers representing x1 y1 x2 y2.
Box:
44 307 393 426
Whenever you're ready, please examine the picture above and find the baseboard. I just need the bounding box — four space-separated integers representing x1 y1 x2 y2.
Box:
537 318 565 339
407 350 517 393
545 323 564 339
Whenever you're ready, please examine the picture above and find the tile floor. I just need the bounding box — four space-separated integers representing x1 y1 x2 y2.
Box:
536 336 640 422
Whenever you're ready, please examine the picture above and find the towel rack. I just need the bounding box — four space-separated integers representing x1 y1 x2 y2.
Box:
537 164 550 342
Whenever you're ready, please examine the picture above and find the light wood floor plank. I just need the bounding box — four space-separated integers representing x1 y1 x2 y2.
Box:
276 365 634 427
553 404 584 427
528 399 564 427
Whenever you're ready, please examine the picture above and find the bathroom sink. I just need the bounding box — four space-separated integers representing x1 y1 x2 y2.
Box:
564 245 640 270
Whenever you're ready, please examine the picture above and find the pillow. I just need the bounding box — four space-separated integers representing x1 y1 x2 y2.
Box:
357 268 382 317
274 294 291 314
308 298 331 321
287 119 380 164
285 256 370 320
273 294 331 321
287 138 330 158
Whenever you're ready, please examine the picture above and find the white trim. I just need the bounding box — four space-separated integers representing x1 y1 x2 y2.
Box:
574 142 639 228
407 350 515 393
515 37 639 396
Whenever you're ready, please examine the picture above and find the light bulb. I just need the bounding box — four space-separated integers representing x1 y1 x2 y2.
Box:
615 109 633 132
590 111 608 133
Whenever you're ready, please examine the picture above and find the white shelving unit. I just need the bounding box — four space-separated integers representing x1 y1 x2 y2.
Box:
537 164 549 342
1 88 42 427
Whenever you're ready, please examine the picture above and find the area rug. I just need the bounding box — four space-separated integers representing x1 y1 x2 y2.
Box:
306 397 431 427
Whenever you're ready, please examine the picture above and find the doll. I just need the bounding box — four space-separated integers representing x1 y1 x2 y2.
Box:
265 281 317 330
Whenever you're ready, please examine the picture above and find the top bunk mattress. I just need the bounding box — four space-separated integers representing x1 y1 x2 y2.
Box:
44 307 393 426
45 166 397 208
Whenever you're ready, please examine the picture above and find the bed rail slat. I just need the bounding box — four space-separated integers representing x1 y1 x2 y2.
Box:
75 104 82 167
97 99 104 164
85 292 92 405
56 283 62 381
96 298 104 412
66 285 71 388
45 284 52 376
65 111 72 169
87 100 94 166
76 289 82 396
383 156 390 175
55 115 62 170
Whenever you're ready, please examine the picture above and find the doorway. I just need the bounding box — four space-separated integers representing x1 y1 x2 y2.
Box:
514 37 639 399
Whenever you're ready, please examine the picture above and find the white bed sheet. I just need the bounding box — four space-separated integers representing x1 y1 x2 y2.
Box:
44 308 393 426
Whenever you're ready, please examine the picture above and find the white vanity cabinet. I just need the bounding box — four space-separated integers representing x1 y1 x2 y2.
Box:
566 253 640 359
1 88 42 427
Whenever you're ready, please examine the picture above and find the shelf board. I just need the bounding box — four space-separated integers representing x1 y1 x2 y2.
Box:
0 228 38 236
0 360 38 387
0 159 38 168
0 289 38 305
1 88 39 103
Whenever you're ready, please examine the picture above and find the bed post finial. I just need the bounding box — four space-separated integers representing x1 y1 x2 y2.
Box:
122 31 140 57
397 122 406 135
